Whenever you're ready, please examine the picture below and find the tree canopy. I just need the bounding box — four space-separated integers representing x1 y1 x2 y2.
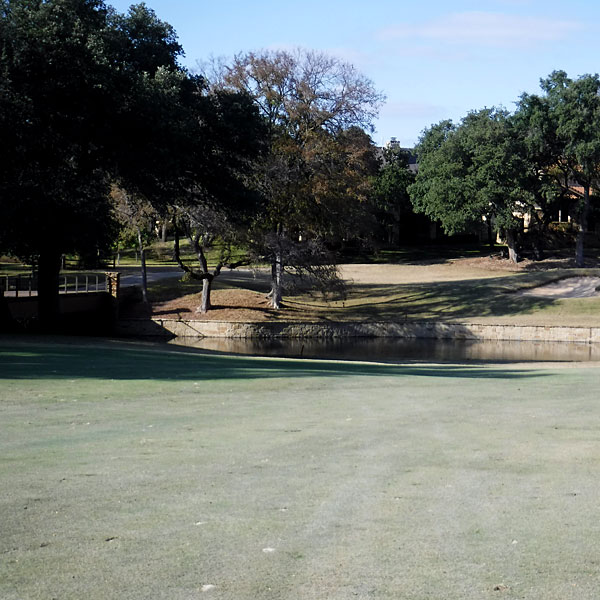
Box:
0 0 266 322
410 106 569 262
410 71 600 264
517 71 600 266
217 49 384 307
0 0 190 324
372 146 416 246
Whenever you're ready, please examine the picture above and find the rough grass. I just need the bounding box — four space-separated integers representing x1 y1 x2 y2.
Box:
0 258 31 277
111 240 251 269
300 266 600 326
1 336 600 600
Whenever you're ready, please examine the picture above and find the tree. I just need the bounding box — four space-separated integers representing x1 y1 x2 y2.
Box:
171 203 243 314
217 49 384 308
409 109 537 263
167 86 267 314
1 0 116 326
512 91 567 259
0 0 186 327
530 71 600 267
372 146 416 246
111 186 156 308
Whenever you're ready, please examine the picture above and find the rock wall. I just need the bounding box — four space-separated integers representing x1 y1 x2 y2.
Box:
116 318 600 344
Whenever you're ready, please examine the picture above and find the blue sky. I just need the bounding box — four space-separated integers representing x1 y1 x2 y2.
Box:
108 0 600 147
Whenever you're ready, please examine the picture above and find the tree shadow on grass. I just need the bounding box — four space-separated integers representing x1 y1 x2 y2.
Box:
0 336 549 382
338 277 561 322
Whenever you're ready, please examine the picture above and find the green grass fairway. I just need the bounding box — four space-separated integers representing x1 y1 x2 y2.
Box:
1 337 600 599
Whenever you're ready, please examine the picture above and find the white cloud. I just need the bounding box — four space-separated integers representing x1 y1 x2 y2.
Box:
378 12 583 47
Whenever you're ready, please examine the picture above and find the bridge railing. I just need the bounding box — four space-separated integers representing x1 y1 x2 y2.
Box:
1 273 108 297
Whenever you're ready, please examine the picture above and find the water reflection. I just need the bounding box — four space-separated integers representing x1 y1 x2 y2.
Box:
167 337 600 363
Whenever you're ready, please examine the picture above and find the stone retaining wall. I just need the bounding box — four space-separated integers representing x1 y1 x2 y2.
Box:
116 318 600 344
7 292 115 323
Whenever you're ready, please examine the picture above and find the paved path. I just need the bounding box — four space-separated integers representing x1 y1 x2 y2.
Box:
117 266 271 292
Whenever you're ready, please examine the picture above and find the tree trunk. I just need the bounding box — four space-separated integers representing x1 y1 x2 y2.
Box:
531 224 545 261
37 249 62 330
270 252 283 309
161 221 167 243
197 277 212 314
136 227 149 306
173 223 216 314
195 241 213 313
575 185 590 268
0 293 15 332
505 229 519 264
487 221 495 248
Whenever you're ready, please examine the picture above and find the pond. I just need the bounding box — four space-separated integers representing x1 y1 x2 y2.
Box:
166 336 600 363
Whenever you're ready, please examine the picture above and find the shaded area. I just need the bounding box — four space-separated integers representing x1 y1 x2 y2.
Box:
305 269 600 323
341 244 501 265
0 336 546 381
334 278 556 322
140 271 568 323
2 293 117 335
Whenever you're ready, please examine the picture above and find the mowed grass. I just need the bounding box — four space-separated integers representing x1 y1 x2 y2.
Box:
2 336 600 599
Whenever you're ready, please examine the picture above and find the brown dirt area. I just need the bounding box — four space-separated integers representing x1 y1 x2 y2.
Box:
151 288 280 322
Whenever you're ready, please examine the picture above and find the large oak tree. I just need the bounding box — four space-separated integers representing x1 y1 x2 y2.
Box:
0 0 264 323
409 108 541 263
518 71 600 266
0 0 187 327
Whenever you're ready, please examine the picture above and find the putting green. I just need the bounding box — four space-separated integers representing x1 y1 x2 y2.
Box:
1 336 600 599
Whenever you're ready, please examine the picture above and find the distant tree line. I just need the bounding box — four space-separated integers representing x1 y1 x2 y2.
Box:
0 0 389 324
409 71 600 265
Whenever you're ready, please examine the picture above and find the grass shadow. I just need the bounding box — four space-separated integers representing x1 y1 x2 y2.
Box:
152 307 192 316
0 336 549 382
308 270 600 322
341 245 499 265
339 280 557 321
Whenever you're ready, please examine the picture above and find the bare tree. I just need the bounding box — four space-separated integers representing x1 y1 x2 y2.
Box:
215 49 384 308
172 202 250 314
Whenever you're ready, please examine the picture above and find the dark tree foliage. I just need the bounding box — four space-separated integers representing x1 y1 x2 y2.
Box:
0 0 121 325
372 146 416 246
0 1 264 323
517 71 600 266
409 109 542 263
0 0 188 325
